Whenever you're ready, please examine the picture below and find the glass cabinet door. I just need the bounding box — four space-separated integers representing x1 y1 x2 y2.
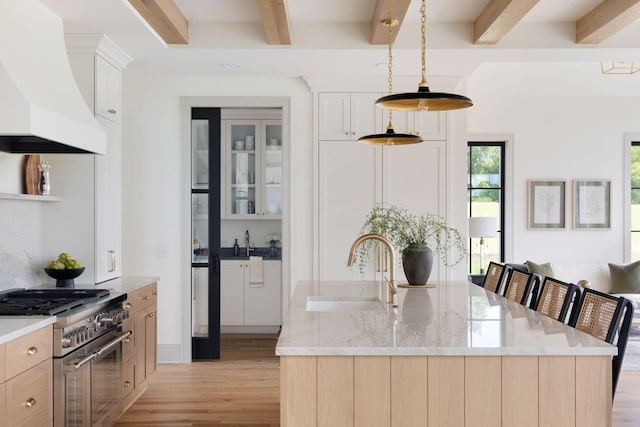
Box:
227 121 258 218
262 121 282 218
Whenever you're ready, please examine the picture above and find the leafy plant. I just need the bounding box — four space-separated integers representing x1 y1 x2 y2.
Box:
354 204 467 274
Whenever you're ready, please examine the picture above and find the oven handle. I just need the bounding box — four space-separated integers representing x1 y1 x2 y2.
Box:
63 330 132 373
94 330 132 358
64 352 97 373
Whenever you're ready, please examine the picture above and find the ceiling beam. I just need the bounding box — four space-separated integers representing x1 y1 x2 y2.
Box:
576 0 640 44
256 0 291 45
474 0 541 45
126 0 188 44
370 0 412 45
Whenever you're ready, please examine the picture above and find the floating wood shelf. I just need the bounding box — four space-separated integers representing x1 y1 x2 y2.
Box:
0 192 60 202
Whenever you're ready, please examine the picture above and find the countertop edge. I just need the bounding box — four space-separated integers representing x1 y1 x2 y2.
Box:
0 316 56 345
275 347 618 357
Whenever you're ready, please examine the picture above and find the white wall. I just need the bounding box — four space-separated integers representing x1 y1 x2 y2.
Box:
467 62 640 264
121 74 313 354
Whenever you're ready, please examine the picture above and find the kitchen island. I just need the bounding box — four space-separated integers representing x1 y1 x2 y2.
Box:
276 280 616 427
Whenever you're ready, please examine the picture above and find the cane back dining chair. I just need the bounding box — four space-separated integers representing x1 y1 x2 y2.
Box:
481 262 507 294
533 277 581 323
502 267 540 307
570 288 634 398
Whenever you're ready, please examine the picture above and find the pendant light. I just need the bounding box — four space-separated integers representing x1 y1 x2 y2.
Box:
358 19 423 146
375 0 473 112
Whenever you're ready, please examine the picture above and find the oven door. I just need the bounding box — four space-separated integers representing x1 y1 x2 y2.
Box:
55 328 132 427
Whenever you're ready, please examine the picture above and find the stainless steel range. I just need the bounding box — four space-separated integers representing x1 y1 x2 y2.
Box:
0 288 130 427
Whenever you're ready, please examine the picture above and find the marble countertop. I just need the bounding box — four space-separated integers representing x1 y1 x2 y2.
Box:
275 280 617 357
0 316 56 345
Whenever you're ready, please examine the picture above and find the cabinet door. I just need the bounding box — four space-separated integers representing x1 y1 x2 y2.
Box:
96 56 121 124
261 120 283 219
220 261 245 325
226 121 260 219
350 92 383 138
0 383 4 427
95 116 122 283
245 261 281 325
145 304 157 379
411 111 446 140
318 141 382 281
382 141 446 282
318 93 350 140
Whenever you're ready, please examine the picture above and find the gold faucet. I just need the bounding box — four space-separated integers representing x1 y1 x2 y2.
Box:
347 233 398 307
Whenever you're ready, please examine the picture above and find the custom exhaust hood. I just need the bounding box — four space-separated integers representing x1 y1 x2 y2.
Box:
0 0 106 154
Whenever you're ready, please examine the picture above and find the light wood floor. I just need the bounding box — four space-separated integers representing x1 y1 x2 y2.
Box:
116 334 640 426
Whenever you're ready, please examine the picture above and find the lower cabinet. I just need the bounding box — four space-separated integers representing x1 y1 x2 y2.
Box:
221 260 281 326
0 325 53 427
121 282 158 413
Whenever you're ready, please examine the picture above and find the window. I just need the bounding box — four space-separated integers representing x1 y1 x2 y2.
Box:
467 142 505 274
631 142 640 260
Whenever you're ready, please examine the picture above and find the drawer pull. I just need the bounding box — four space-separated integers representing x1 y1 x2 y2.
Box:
148 312 155 318
26 346 38 355
153 291 158 296
125 303 132 309
124 381 131 388
25 398 37 408
124 337 131 343
108 108 117 114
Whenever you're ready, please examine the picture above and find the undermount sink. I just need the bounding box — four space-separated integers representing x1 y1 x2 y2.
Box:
305 296 385 312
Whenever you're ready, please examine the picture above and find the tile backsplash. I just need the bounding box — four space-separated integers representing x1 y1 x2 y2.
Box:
0 199 48 290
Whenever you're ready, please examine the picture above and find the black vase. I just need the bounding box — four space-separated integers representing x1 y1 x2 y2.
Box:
402 244 433 286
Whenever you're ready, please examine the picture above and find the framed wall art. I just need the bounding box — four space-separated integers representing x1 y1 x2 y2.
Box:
573 180 611 229
528 180 566 229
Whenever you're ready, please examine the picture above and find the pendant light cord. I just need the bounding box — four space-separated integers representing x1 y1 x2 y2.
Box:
387 19 394 129
419 0 429 88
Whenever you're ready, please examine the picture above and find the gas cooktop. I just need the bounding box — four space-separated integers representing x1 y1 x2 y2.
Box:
0 288 110 316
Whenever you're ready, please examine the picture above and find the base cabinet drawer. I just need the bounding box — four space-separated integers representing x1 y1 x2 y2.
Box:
5 359 53 427
0 382 5 427
5 326 52 379
122 318 135 362
122 358 135 401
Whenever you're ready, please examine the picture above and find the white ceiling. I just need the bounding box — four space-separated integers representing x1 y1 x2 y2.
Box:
39 0 640 80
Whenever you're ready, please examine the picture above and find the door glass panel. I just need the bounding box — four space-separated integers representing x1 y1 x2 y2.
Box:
229 124 257 216
192 193 209 263
192 267 209 337
264 123 282 215
192 119 209 189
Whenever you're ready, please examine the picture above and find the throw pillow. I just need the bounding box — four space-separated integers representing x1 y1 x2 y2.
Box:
526 260 554 279
609 261 640 294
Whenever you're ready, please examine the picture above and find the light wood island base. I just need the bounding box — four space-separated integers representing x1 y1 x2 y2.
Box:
281 355 612 427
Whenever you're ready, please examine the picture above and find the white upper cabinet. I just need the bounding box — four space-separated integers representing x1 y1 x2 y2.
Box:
318 93 382 141
95 56 122 124
391 110 446 140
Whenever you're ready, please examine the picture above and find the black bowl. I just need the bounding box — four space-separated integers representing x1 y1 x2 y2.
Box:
44 267 85 288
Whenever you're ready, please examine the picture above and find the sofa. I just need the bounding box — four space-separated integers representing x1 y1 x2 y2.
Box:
509 261 640 322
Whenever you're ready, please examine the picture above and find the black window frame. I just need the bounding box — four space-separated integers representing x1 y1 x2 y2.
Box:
631 142 640 259
467 141 506 274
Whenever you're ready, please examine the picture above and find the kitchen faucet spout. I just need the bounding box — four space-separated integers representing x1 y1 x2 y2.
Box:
347 233 398 307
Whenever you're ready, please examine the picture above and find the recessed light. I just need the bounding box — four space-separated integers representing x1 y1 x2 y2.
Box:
221 63 241 70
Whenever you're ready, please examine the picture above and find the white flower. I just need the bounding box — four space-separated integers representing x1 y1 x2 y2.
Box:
265 234 281 244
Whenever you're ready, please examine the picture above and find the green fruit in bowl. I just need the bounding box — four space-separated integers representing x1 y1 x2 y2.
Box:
47 253 83 270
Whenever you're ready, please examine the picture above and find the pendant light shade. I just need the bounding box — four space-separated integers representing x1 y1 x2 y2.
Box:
358 125 422 146
358 18 423 146
376 86 473 111
375 0 473 112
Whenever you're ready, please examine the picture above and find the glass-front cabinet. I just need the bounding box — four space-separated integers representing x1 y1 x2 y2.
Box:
224 119 282 220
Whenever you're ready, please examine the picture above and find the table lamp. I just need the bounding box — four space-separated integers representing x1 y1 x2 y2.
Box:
469 217 497 274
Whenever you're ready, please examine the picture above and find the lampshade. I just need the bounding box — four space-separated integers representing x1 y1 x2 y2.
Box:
468 217 497 238
375 0 473 112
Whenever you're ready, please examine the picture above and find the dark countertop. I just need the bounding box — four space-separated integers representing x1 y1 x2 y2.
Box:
219 246 281 261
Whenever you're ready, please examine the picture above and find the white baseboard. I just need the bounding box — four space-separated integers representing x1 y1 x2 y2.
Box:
221 325 280 334
157 344 183 363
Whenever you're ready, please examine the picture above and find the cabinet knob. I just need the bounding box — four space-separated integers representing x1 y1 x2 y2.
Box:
345 132 349 135
144 296 150 301
351 131 355 135
108 108 117 114
148 312 155 318
24 398 37 408
26 346 38 356
124 381 131 388
153 291 158 296
125 302 132 309
124 337 131 343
